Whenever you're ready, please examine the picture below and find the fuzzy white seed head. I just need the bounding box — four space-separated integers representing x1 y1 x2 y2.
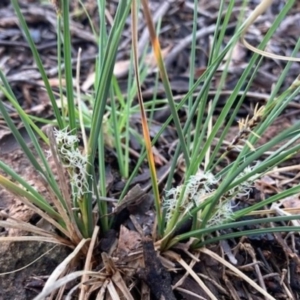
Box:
53 128 92 198
164 185 183 221
163 166 258 225
164 171 219 222
229 165 257 199
207 201 234 226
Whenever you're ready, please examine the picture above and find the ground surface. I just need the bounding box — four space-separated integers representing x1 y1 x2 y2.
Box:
1 0 300 299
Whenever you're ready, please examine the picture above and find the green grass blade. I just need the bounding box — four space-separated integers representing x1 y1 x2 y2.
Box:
0 166 62 222
62 0 76 132
169 214 300 249
10 0 63 128
141 0 190 167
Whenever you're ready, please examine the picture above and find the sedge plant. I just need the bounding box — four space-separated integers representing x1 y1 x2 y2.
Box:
126 0 300 261
163 0 300 251
0 0 134 244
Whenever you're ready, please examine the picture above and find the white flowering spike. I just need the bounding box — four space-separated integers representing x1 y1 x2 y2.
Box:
164 167 257 225
208 201 234 226
53 128 92 199
164 171 219 222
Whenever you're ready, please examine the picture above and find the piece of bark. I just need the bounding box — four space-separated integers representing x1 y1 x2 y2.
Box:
138 237 176 300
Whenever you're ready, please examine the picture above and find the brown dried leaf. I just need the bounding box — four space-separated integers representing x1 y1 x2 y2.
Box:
280 195 300 211
116 225 141 257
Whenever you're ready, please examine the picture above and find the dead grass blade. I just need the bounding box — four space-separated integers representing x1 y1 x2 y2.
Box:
200 248 276 300
175 287 208 300
140 0 189 167
112 270 134 300
96 279 110 300
36 238 89 300
242 0 300 62
107 280 121 300
131 0 162 232
0 235 68 245
65 283 82 300
0 177 69 237
79 226 99 300
166 250 218 300
0 216 70 246
137 1 170 54
34 270 96 300
171 249 199 290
